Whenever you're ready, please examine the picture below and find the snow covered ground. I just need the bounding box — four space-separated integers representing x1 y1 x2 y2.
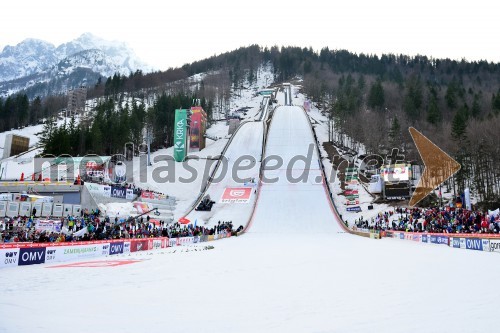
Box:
1 234 499 333
184 121 263 228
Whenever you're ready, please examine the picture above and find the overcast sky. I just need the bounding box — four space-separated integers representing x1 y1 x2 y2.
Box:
1 0 499 70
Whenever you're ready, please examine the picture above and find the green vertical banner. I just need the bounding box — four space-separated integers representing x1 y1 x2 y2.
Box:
174 109 188 162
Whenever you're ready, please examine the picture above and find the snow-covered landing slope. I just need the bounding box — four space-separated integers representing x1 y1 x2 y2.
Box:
249 106 344 234
184 121 263 228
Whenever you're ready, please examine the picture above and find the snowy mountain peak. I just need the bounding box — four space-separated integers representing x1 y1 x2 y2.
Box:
0 39 57 82
0 33 152 97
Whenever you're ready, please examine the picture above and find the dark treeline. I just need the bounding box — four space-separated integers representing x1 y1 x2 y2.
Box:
0 94 66 131
39 93 212 156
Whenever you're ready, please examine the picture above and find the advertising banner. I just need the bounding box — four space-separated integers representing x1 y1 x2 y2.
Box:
18 247 46 266
45 244 108 264
421 234 428 243
126 189 134 200
103 186 111 198
489 239 500 253
345 199 359 205
346 206 362 212
174 109 188 162
190 110 201 150
0 249 20 268
451 237 461 248
141 191 167 201
109 242 124 255
220 187 252 204
430 235 449 245
130 239 150 252
344 190 359 196
133 202 150 214
481 239 490 252
123 242 131 254
35 220 62 233
111 186 127 199
151 239 163 250
465 238 483 251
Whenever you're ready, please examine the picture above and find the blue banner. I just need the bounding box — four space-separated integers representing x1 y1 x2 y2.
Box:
111 186 127 199
452 238 460 248
18 247 46 266
346 206 362 212
465 238 483 251
421 234 428 243
109 242 124 255
430 235 449 245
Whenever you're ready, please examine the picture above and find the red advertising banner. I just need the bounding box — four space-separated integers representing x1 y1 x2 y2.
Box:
220 187 253 203
344 190 359 196
130 239 151 252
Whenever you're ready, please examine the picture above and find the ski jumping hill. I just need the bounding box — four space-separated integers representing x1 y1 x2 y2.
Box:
249 105 344 234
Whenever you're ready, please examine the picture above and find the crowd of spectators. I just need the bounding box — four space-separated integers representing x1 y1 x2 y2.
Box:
355 206 500 234
0 208 240 244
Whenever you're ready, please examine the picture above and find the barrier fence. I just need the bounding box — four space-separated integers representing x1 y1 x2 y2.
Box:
380 230 500 253
0 232 233 269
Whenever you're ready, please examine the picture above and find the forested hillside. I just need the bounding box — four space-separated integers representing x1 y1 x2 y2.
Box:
2 45 498 201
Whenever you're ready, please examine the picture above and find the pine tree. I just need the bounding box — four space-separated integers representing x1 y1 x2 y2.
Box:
451 110 467 142
471 94 481 118
403 75 423 119
388 116 400 147
367 80 385 110
445 80 458 109
491 89 500 114
426 87 441 125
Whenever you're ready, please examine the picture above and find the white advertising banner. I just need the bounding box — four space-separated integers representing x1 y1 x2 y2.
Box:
126 189 134 200
35 220 62 233
0 248 20 268
45 243 110 264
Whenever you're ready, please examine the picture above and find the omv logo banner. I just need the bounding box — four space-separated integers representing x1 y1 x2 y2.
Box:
421 234 428 243
452 238 461 248
19 248 46 266
109 242 124 255
465 238 483 251
1 249 20 268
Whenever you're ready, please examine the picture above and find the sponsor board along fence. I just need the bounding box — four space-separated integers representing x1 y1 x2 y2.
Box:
0 232 233 269
382 230 500 254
